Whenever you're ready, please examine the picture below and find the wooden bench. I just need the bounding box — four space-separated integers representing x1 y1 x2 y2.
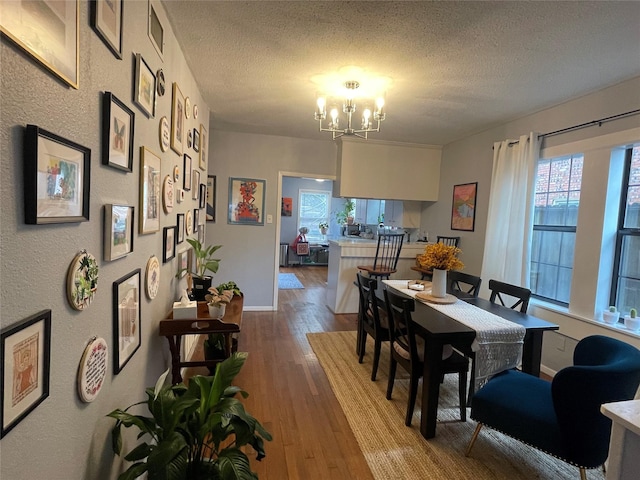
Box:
159 294 243 383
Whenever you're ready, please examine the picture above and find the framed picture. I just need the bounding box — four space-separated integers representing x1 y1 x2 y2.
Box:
193 209 200 233
147 1 164 61
0 310 51 439
193 128 200 152
102 92 134 172
206 175 216 222
281 197 292 217
145 255 160 300
163 226 176 263
176 213 185 244
198 226 205 244
1 1 79 88
139 147 161 234
183 154 192 191
133 53 156 118
185 209 193 235
451 182 478 232
228 177 265 225
199 124 208 170
24 125 90 224
162 175 174 214
91 0 123 59
199 183 207 209
66 251 99 310
192 170 200 200
113 269 141 374
177 250 189 279
104 204 134 261
171 83 185 155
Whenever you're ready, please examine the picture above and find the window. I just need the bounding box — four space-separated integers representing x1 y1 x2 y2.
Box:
530 154 584 304
612 146 640 312
298 189 331 243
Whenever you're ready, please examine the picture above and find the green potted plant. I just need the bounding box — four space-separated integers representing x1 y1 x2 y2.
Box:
177 238 223 301
204 282 243 372
335 199 355 226
602 305 620 325
624 307 639 331
107 352 272 480
318 222 329 235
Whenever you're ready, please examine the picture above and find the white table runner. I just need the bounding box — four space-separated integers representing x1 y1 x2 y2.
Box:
383 280 525 388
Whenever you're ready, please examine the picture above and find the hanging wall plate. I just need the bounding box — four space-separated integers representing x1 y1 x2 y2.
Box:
159 116 170 152
163 175 174 213
156 69 166 96
173 164 180 182
193 104 198 119
185 97 191 118
145 255 160 300
67 251 99 310
77 337 108 403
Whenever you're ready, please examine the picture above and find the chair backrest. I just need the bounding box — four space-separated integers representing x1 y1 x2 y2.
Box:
447 270 481 297
436 236 460 248
551 335 640 468
488 279 531 313
372 233 405 272
383 289 418 361
356 273 385 331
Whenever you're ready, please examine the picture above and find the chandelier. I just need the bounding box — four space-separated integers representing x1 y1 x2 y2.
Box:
314 81 386 140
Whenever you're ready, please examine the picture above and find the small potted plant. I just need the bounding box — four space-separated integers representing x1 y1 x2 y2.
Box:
416 243 464 298
602 306 620 325
336 199 355 226
204 287 233 319
319 222 329 235
624 308 639 331
107 352 272 480
177 238 222 301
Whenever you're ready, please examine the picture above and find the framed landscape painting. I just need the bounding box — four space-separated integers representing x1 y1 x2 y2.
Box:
451 182 477 232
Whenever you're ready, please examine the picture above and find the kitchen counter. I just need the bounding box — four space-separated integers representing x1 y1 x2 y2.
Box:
326 239 427 314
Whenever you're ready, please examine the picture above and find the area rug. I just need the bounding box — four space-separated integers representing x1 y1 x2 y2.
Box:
278 272 304 289
307 331 604 480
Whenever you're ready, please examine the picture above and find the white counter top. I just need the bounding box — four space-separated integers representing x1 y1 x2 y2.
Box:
329 238 430 248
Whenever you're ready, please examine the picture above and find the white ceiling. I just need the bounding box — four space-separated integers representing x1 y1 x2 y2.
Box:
162 1 640 146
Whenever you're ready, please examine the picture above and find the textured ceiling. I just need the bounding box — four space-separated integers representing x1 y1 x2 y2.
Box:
162 1 640 146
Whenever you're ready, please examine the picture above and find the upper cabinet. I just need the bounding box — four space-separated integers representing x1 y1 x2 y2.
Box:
384 200 421 228
335 138 442 201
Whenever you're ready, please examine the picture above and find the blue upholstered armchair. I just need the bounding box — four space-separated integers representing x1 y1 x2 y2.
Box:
466 335 640 479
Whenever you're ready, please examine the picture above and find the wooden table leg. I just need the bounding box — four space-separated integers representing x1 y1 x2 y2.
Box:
420 337 444 439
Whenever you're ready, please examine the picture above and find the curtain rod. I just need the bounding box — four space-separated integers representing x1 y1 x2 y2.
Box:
503 108 640 147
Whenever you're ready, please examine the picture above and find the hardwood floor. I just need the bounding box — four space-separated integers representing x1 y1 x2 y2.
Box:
235 266 374 479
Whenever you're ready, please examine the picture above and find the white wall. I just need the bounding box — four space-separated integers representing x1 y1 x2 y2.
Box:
0 2 209 478
425 76 640 372
206 131 337 309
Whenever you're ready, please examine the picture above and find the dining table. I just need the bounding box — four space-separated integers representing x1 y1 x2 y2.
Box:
382 280 560 439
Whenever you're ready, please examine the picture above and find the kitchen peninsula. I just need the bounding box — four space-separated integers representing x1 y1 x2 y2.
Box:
326 238 427 314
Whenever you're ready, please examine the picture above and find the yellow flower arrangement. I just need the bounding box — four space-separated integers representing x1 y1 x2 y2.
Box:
417 242 464 271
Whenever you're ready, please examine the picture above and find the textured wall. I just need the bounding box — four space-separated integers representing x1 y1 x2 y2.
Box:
0 2 208 478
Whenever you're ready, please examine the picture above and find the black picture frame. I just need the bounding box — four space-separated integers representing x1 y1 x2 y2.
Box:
206 175 216 222
163 226 176 263
183 154 192 191
193 128 200 152
451 182 478 232
199 183 206 209
91 0 124 59
24 125 90 224
193 209 199 233
113 270 141 374
1 310 51 438
102 92 135 172
176 213 185 244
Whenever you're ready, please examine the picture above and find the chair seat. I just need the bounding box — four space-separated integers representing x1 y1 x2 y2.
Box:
357 265 397 276
471 370 564 457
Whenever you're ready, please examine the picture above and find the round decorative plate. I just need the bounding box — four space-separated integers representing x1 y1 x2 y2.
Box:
156 69 166 96
159 116 170 152
77 337 108 403
185 209 193 235
185 97 191 118
173 164 180 182
67 251 99 310
146 255 160 300
163 175 174 213
193 104 198 119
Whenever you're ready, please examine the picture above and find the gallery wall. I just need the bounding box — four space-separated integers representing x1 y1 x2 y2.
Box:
0 2 209 478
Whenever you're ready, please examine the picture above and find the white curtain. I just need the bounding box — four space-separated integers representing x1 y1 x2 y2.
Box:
480 132 541 296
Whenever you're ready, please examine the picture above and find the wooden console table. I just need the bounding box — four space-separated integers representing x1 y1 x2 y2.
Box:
159 295 243 384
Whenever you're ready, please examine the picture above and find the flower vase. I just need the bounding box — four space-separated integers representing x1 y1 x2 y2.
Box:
431 268 447 298
208 303 226 319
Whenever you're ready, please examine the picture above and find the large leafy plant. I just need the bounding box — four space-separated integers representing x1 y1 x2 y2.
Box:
179 238 222 279
107 352 271 480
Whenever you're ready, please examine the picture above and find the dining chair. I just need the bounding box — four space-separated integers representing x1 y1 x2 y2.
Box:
384 288 469 425
355 273 390 381
447 270 481 298
436 235 460 248
488 279 531 313
357 233 404 280
466 335 640 480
